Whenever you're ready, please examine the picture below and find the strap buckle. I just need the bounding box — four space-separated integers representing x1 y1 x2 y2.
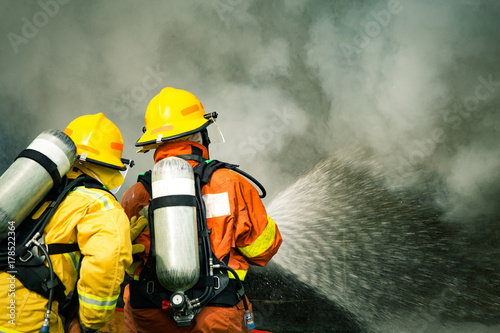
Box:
214 276 220 290
147 281 155 294
20 232 46 263
19 250 33 263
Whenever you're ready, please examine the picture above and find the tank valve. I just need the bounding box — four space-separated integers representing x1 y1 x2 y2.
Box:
161 300 172 311
171 292 186 310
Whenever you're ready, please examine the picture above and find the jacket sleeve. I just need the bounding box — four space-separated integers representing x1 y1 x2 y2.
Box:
120 181 152 279
75 189 133 331
121 181 151 219
232 176 283 267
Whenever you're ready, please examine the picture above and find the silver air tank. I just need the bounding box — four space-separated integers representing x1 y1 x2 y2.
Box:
152 156 200 292
0 130 76 240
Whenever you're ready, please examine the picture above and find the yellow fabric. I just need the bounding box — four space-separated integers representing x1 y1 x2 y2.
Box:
72 163 125 191
0 274 64 332
228 269 248 281
0 177 132 332
237 215 277 258
0 325 24 333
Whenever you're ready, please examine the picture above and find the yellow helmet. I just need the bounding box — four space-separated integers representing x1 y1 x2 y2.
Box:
64 113 127 170
136 87 216 153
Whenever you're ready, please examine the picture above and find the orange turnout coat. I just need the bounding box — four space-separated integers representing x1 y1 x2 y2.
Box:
0 170 132 333
121 140 282 333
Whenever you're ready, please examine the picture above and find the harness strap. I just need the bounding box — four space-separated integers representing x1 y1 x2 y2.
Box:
150 195 197 211
16 149 62 187
137 171 152 196
16 264 67 304
176 154 206 163
176 144 206 163
47 243 80 254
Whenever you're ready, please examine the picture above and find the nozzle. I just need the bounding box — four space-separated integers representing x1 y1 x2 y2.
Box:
244 310 256 330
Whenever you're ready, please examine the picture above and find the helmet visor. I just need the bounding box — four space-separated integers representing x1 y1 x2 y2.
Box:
207 118 225 145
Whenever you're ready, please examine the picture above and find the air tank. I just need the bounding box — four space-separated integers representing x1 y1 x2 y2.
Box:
0 129 76 240
152 156 200 292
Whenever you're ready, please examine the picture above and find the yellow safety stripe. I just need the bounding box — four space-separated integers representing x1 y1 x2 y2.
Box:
72 187 114 211
0 326 23 333
63 251 81 272
78 290 119 311
237 216 277 259
228 269 248 281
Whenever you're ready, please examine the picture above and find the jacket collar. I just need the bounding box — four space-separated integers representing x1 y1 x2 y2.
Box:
153 140 209 167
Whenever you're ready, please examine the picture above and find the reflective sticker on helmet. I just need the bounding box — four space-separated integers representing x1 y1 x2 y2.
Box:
151 125 174 135
202 192 231 218
181 104 200 116
111 142 123 151
77 144 100 155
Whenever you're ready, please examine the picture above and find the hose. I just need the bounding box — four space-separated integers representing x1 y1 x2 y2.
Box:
26 232 54 332
193 175 211 306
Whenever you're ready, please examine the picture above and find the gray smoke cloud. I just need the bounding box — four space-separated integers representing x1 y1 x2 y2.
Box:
1 0 499 330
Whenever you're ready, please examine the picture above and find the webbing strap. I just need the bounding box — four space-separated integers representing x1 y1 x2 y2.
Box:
150 195 197 211
15 264 67 303
47 243 80 254
16 149 62 187
176 145 206 163
176 154 206 163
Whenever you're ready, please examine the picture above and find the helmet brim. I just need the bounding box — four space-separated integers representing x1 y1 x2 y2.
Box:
135 119 212 152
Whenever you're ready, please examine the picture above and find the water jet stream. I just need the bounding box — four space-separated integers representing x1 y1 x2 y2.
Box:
267 147 500 333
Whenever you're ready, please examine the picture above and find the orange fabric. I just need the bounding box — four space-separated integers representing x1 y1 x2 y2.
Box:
120 140 282 332
68 316 82 333
124 296 252 333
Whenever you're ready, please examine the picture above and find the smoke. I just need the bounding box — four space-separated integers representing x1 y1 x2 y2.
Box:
301 0 500 226
0 0 499 330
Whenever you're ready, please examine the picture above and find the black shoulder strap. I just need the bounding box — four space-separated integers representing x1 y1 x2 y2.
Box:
138 170 152 196
16 148 62 187
192 160 267 198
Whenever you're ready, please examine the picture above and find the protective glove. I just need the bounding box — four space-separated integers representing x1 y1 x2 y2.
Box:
130 215 148 255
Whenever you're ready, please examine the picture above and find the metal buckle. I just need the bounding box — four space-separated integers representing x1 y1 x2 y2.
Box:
19 250 33 262
21 233 46 264
147 281 155 294
214 276 220 290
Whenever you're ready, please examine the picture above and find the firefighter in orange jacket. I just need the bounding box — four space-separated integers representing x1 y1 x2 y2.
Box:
121 87 282 332
0 113 133 333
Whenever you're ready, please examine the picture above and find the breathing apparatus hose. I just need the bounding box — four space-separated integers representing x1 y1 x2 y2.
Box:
25 232 54 333
194 175 212 306
233 167 266 199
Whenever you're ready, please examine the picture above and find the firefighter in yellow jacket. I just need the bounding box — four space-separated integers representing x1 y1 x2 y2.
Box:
0 113 133 333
